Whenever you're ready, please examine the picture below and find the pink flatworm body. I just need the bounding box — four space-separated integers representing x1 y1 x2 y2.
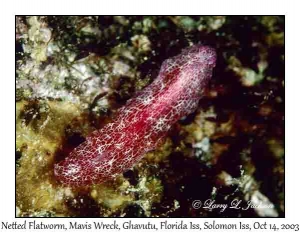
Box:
54 45 217 186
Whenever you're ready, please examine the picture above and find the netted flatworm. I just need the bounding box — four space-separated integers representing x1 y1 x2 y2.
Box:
54 45 217 186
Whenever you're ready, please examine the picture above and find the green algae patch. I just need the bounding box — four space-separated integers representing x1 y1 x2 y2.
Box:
16 100 83 215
